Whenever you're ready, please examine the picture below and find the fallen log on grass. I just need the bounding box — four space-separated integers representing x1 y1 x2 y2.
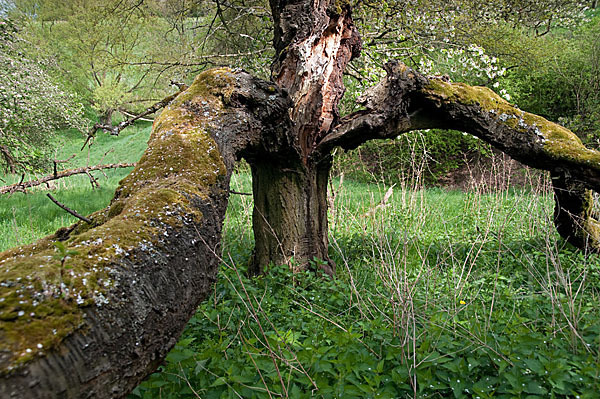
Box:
0 68 290 398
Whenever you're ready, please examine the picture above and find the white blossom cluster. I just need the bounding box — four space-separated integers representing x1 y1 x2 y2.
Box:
0 19 88 172
349 0 591 109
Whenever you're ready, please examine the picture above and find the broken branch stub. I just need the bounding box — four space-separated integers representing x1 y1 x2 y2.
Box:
0 68 290 398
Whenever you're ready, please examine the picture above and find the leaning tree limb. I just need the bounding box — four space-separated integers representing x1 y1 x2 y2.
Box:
321 61 600 251
0 163 135 195
0 68 290 398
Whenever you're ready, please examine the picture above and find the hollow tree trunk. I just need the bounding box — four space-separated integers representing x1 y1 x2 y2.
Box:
552 172 600 252
250 157 333 276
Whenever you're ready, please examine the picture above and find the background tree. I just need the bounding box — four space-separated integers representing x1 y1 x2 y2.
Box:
0 18 86 173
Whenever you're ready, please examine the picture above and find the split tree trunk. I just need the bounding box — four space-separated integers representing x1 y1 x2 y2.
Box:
247 0 360 274
4 2 600 397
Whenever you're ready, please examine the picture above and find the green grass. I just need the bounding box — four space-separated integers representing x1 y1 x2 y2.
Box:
0 125 151 251
1 128 600 398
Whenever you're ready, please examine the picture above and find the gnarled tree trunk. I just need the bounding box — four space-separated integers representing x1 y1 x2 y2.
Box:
246 0 360 275
0 69 290 398
3 1 600 398
249 157 332 275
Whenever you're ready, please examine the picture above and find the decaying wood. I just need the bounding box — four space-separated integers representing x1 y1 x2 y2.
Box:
0 163 135 195
2 1 600 397
0 69 290 399
321 61 600 250
248 0 361 275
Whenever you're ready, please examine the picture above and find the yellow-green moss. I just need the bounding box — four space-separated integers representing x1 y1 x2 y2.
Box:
0 180 205 372
423 78 600 168
170 68 235 106
424 79 514 112
118 68 231 199
0 67 233 373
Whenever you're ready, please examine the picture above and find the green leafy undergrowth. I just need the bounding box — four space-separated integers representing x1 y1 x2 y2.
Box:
131 249 600 398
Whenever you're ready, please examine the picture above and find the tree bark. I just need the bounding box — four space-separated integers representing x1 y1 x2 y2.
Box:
3 2 600 397
0 69 290 399
249 156 333 276
246 0 360 274
323 61 600 251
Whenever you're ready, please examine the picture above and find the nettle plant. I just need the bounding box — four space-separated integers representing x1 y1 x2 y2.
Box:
0 19 87 173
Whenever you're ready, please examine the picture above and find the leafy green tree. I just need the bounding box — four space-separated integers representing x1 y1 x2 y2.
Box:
0 18 86 173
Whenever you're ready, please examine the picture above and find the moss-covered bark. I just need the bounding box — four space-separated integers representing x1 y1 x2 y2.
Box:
324 61 600 252
0 68 290 398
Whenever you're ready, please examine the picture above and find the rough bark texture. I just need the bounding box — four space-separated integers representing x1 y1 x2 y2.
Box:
249 0 360 274
552 173 600 252
0 68 290 398
249 157 332 276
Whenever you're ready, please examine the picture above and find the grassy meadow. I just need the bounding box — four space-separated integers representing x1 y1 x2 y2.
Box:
1 130 600 398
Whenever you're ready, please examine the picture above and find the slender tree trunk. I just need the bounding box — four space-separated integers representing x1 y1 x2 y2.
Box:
249 156 333 276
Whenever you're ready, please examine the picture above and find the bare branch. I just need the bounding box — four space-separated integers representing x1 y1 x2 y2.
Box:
83 87 188 150
0 163 135 195
46 193 92 224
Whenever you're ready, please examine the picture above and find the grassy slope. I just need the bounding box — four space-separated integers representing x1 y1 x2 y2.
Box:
0 126 151 251
1 128 600 398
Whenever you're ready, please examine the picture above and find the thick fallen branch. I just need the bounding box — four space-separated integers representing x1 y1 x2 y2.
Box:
0 68 290 398
322 61 600 251
0 163 135 195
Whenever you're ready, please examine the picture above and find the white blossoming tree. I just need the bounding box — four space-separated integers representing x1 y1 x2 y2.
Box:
0 19 86 173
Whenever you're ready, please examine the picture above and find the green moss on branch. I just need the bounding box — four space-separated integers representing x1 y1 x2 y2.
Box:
0 68 234 374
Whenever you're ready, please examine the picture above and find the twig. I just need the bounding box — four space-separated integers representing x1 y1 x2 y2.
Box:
118 108 154 122
0 163 135 195
229 189 252 196
82 87 188 150
53 154 76 178
46 194 92 224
